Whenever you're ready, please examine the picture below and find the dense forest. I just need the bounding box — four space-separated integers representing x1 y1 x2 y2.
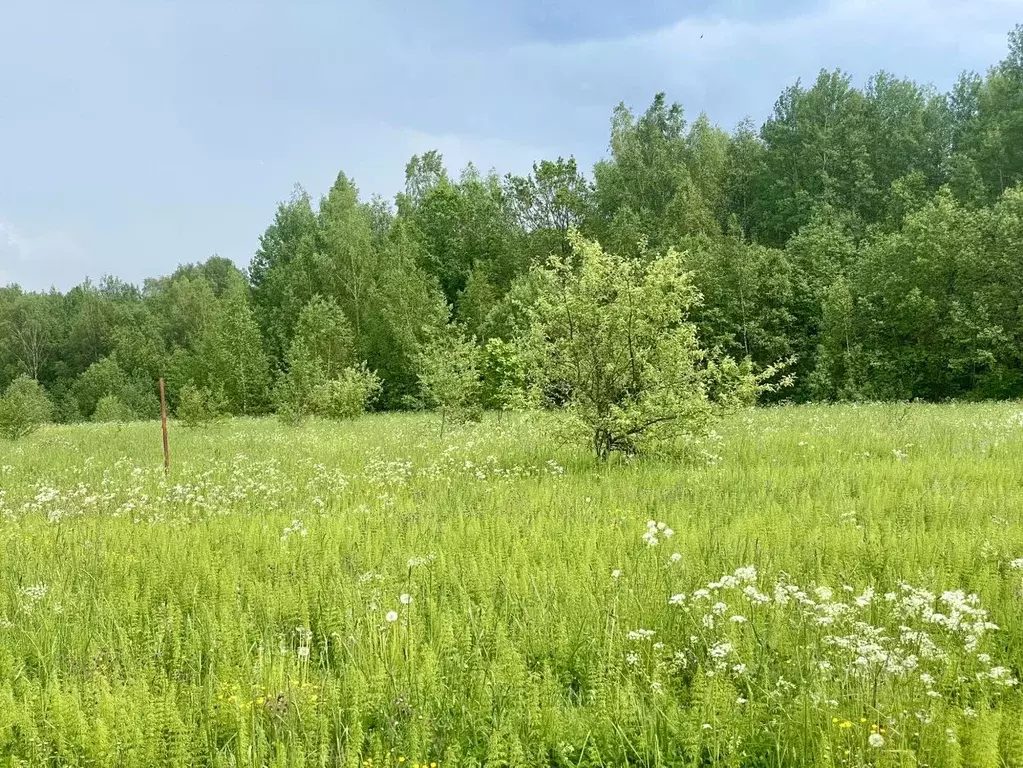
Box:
4 26 1023 421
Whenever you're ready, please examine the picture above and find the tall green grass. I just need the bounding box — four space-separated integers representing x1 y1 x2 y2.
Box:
1 403 1022 766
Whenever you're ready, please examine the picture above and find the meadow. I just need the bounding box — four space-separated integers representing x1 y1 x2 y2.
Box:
1 403 1023 767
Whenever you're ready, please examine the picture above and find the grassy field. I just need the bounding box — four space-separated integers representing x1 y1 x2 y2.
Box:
2 403 1023 767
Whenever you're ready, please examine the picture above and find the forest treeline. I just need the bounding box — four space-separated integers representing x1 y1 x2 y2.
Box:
4 27 1023 421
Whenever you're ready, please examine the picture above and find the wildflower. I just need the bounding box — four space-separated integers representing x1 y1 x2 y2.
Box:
730 615 747 624
297 646 310 659
1010 558 1023 570
987 666 1018 686
625 652 639 666
385 611 399 623
611 569 622 580
650 681 663 694
855 587 875 607
868 733 885 748
734 565 757 583
742 585 770 603
736 696 747 704
399 593 413 605
628 628 655 641
709 641 733 659
670 552 682 563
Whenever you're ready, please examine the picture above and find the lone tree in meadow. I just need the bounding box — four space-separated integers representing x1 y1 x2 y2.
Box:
415 324 483 433
527 230 787 460
0 375 53 440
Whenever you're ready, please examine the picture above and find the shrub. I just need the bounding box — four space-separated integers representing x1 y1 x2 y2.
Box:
526 231 789 460
0 375 53 440
311 364 382 420
273 342 324 426
73 356 157 420
176 384 227 428
92 394 135 423
415 326 484 432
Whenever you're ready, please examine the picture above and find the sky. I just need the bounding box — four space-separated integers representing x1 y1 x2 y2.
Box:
1 0 1020 292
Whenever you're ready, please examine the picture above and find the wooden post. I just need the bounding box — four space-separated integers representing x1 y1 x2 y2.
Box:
159 378 170 473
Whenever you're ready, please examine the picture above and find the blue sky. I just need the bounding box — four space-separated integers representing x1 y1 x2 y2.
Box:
1 0 1019 291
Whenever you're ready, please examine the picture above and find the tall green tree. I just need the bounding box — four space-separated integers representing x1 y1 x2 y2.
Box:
193 285 271 415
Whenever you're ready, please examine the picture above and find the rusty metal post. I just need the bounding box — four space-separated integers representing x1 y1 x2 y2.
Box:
159 378 170 473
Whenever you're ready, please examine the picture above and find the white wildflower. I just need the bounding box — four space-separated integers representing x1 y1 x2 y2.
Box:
628 628 655 641
734 565 757 583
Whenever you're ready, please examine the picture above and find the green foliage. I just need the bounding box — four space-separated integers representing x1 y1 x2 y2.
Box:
480 337 535 412
193 285 271 416
273 341 324 426
72 356 157 421
91 394 135 423
0 375 52 439
310 364 382 420
175 384 227 428
293 295 355 379
273 296 367 425
527 231 771 459
416 325 483 428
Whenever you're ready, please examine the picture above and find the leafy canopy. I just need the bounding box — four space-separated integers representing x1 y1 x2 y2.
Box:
526 231 782 460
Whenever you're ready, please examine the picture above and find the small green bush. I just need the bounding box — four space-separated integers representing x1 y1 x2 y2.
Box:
0 375 53 439
92 394 135 423
311 364 382 420
176 384 227 428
